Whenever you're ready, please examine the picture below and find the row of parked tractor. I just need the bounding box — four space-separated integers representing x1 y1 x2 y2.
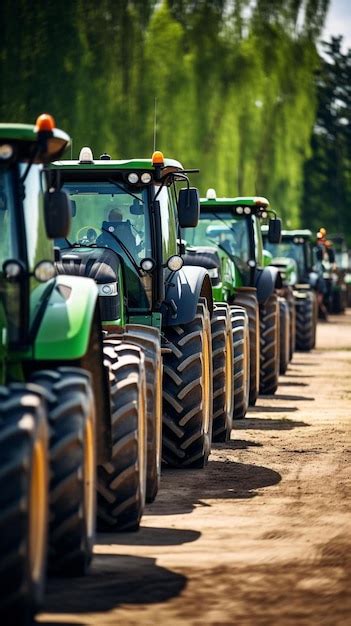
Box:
0 115 349 625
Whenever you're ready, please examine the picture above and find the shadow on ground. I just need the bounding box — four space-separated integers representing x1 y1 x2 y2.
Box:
284 373 316 378
249 405 298 413
278 380 308 387
233 416 309 429
96 526 200 547
37 554 187 619
145 460 281 516
269 393 315 402
214 439 263 450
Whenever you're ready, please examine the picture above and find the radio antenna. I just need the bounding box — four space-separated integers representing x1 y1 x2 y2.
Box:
153 97 157 152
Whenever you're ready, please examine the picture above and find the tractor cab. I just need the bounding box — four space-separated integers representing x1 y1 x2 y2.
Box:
184 190 280 291
0 115 70 373
262 227 314 285
51 149 200 326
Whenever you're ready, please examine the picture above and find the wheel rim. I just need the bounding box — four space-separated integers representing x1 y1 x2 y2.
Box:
84 411 95 540
29 437 46 583
202 320 211 434
156 365 162 472
245 327 250 403
225 330 233 416
138 377 147 505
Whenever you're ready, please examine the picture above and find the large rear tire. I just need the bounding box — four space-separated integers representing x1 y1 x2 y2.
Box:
162 300 213 468
259 293 280 395
295 290 315 352
233 288 260 406
211 304 234 442
118 325 162 503
286 287 296 361
231 306 250 419
0 385 49 626
30 368 96 577
279 297 290 375
98 340 147 531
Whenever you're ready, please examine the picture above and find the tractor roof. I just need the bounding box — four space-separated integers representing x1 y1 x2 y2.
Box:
262 226 312 240
0 122 70 163
201 196 269 208
200 195 270 217
51 153 186 181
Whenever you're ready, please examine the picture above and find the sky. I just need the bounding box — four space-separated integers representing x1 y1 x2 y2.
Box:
323 0 351 50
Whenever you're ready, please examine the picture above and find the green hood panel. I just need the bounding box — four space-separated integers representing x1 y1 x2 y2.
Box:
34 275 98 360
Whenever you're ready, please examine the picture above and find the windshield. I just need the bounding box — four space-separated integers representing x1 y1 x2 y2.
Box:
184 212 250 263
265 241 305 277
63 181 151 260
62 180 152 310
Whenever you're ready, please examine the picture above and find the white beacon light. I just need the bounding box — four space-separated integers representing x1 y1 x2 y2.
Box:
206 188 217 200
79 147 94 163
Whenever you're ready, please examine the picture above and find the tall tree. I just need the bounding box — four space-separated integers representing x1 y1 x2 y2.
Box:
302 36 351 241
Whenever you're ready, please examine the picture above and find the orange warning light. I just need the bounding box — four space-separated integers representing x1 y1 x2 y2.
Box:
35 113 56 132
152 150 164 166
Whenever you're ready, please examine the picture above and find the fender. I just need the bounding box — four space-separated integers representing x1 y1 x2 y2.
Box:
161 266 213 326
255 266 282 304
34 275 99 360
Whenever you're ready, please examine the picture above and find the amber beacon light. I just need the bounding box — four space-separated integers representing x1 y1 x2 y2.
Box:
152 150 164 166
35 113 56 131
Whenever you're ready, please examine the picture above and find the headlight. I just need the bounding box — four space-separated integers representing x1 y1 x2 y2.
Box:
207 267 219 279
244 206 251 214
167 255 183 271
34 261 56 282
127 172 139 184
0 144 14 160
140 257 155 272
141 172 152 183
98 282 118 296
236 206 244 214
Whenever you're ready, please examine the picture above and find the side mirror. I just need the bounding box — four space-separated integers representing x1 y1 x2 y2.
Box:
268 217 281 244
178 187 200 228
44 190 71 239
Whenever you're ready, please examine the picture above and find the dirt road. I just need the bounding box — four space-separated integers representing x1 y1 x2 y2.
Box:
37 312 351 626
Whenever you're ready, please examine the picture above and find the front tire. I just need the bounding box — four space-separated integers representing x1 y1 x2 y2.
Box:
98 340 147 531
295 290 315 352
231 306 250 419
31 368 96 577
278 297 290 375
162 300 213 468
211 304 234 441
119 325 162 503
0 385 49 626
234 288 260 406
259 293 280 395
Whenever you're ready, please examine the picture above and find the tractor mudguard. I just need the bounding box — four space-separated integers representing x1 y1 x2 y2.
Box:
255 267 282 304
34 275 99 360
161 266 213 326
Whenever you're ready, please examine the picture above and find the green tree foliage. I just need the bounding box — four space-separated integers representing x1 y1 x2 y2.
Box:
302 36 351 242
0 0 329 227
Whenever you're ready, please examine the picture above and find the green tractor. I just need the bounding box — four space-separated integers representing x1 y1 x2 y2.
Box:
183 190 284 399
0 115 100 624
0 116 151 624
51 149 215 470
262 228 318 352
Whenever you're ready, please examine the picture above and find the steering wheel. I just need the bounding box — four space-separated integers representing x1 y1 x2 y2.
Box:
76 226 98 243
